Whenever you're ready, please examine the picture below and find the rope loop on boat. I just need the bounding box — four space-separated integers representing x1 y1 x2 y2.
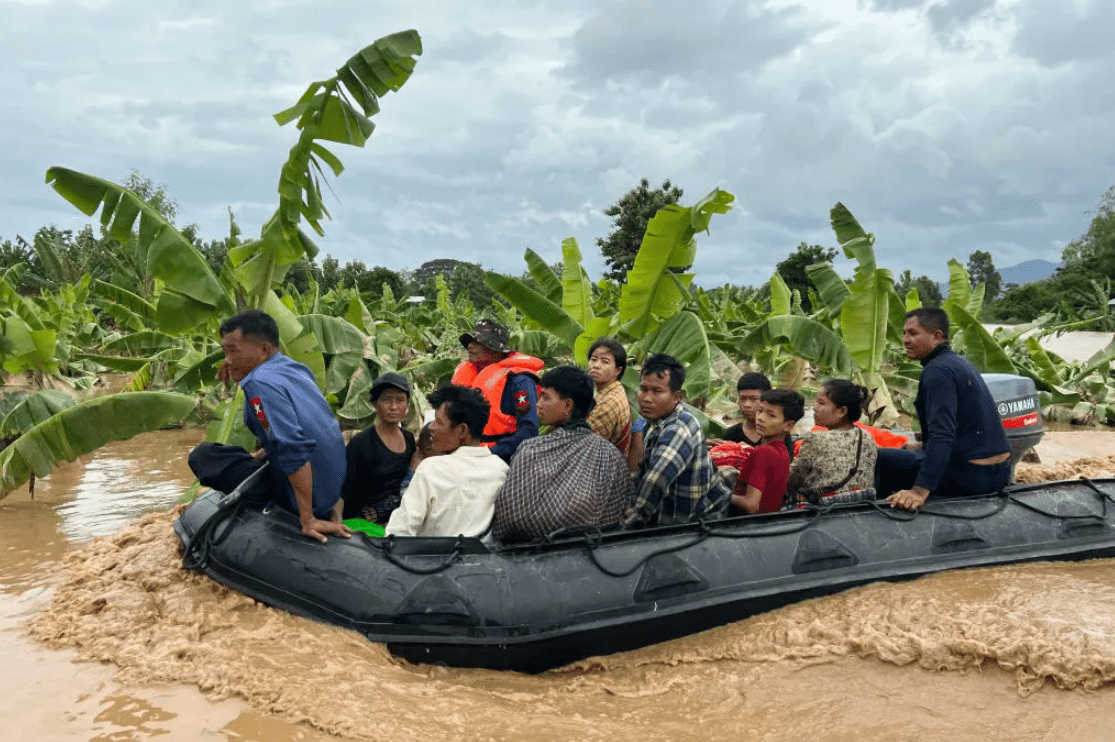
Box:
379 534 465 575
1008 477 1110 521
585 530 709 578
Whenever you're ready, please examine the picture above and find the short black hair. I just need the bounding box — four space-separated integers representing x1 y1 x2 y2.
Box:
737 372 772 393
640 353 685 392
761 388 805 424
906 307 949 340
220 310 279 345
427 384 490 440
587 337 627 378
821 379 871 424
540 365 596 420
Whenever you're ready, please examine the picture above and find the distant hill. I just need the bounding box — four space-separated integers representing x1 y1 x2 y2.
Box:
999 259 1059 286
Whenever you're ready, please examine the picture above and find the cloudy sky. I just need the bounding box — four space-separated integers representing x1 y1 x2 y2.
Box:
3 0 1112 289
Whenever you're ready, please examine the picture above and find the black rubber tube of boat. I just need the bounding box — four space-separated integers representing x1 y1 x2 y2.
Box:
181 463 269 572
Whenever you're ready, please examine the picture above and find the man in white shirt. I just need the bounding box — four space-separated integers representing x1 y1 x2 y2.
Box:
385 385 509 538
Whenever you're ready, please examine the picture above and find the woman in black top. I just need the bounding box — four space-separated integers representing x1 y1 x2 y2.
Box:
340 372 416 523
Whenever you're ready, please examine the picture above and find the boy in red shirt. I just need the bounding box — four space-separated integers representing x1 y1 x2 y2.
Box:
710 389 804 515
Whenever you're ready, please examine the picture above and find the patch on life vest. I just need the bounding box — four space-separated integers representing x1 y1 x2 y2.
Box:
513 390 531 415
249 396 270 430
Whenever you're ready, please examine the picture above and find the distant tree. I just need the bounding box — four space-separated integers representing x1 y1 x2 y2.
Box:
1061 185 1115 282
966 250 1002 301
776 243 838 312
983 281 1060 323
895 269 944 307
596 178 683 283
316 256 341 293
413 258 467 287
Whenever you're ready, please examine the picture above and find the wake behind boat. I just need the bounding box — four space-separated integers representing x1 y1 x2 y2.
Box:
175 476 1115 672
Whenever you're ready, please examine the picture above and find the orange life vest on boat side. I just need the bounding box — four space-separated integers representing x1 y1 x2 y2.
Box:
450 352 544 444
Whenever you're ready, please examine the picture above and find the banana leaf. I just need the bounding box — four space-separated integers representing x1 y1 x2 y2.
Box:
0 273 47 330
0 317 58 374
44 168 233 322
91 279 158 325
524 248 563 305
483 272 582 349
946 259 972 313
173 349 224 392
632 311 712 401
805 261 850 316
101 331 179 355
770 273 792 316
560 238 594 329
0 390 75 439
0 391 197 498
297 313 367 355
618 188 734 338
272 31 422 239
736 315 853 375
945 301 1016 374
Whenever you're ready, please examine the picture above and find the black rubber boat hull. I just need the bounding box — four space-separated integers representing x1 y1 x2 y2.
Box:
174 478 1115 672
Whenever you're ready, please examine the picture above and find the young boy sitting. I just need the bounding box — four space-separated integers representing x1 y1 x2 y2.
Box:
707 372 771 447
710 388 804 515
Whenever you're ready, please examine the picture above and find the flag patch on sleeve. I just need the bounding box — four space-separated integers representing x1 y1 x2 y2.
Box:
249 396 270 430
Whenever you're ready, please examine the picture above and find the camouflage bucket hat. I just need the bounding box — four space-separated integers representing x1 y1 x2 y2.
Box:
459 319 512 353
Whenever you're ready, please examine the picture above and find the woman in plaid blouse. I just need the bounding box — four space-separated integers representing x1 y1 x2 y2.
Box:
586 337 632 455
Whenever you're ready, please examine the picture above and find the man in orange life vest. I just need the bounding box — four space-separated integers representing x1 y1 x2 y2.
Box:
450 319 544 463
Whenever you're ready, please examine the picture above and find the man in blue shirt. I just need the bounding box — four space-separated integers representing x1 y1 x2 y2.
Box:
188 310 350 543
879 307 1011 511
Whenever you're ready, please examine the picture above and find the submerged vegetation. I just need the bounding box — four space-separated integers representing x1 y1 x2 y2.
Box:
0 29 1112 498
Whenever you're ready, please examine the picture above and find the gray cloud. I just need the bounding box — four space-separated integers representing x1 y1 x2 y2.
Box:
2 0 1113 292
1013 0 1115 67
561 0 827 85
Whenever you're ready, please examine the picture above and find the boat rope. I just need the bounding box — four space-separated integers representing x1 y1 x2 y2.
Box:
373 534 466 575
573 478 1114 579
181 463 269 572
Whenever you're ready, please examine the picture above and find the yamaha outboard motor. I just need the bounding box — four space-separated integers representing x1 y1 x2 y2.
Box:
982 373 1044 481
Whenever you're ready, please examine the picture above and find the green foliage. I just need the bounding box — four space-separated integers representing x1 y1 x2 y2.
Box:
966 250 1002 303
597 178 684 283
0 392 196 497
776 243 838 313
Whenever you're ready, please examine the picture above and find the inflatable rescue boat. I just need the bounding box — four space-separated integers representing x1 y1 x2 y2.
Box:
175 476 1115 672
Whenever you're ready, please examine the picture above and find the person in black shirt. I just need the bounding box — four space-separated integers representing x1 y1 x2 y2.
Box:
879 308 1011 511
340 372 417 523
708 372 771 447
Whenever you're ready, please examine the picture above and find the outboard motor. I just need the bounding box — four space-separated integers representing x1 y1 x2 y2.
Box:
982 373 1044 481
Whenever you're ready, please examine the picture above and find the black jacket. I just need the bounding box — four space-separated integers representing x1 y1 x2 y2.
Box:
915 344 1010 492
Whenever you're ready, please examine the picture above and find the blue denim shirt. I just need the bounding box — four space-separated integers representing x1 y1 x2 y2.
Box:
241 353 346 517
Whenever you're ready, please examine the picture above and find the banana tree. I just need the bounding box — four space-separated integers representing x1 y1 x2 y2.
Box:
800 203 902 425
10 32 424 492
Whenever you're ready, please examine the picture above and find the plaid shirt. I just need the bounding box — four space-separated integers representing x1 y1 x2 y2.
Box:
587 380 632 453
492 424 631 543
628 404 730 527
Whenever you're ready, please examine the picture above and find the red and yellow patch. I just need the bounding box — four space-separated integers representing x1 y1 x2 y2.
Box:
249 396 270 430
513 390 531 415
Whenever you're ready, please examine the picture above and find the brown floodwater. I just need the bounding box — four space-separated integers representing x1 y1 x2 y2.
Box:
5 430 1115 741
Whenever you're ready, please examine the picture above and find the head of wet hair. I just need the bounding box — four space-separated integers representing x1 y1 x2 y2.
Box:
737 372 771 393
821 379 871 423
587 336 627 378
219 310 279 346
761 388 805 423
427 384 490 440
641 353 685 392
540 365 596 421
906 307 949 339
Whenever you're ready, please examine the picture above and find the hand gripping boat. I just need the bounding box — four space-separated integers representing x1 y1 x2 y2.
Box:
175 476 1115 672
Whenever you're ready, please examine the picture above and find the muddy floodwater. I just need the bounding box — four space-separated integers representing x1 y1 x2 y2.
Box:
4 431 1115 741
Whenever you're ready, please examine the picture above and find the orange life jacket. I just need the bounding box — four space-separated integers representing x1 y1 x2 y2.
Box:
451 352 544 444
